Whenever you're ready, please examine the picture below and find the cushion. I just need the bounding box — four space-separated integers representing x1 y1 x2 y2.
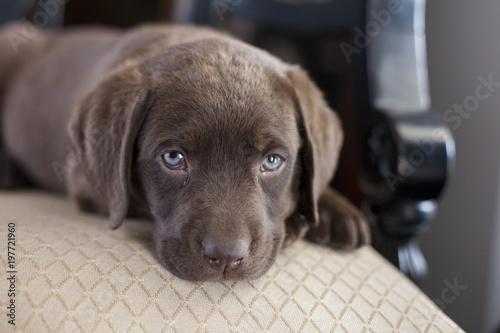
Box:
0 191 463 332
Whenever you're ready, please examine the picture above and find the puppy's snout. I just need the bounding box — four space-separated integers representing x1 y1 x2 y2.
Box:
202 239 249 271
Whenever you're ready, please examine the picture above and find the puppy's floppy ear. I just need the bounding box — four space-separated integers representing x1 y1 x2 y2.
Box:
287 66 343 234
68 67 149 229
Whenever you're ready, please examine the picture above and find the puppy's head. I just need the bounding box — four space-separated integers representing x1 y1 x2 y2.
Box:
68 38 342 281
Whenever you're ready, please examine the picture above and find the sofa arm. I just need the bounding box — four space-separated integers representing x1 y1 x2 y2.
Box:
0 191 462 332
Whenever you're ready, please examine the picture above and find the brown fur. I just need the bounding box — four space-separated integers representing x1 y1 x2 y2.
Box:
0 23 369 281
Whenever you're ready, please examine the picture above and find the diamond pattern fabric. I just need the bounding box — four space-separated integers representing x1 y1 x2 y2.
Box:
0 191 463 332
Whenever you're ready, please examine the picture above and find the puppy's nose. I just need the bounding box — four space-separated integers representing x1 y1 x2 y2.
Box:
202 239 249 270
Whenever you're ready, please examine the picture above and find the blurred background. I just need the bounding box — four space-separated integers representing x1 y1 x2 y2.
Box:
1 0 499 332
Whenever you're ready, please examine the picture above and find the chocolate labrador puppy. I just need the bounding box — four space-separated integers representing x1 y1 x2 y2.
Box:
0 23 369 281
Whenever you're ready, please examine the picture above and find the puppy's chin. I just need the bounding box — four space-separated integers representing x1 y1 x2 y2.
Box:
154 235 283 282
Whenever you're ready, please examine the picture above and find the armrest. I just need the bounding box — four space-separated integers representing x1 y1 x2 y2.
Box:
0 191 464 332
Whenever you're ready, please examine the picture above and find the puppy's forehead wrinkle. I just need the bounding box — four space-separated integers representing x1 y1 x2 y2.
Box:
192 128 295 171
147 100 299 159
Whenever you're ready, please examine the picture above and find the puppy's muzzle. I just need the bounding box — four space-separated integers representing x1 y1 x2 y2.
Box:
202 238 250 272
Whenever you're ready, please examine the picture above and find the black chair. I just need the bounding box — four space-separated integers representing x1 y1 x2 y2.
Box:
174 0 455 284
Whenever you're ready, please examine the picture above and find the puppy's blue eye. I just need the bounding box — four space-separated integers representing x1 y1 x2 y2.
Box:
262 155 282 172
163 152 185 168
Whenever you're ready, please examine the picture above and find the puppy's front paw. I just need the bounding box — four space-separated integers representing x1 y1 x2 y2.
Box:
307 187 371 250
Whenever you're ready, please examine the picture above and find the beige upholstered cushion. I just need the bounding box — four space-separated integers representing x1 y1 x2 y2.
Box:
0 191 463 332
